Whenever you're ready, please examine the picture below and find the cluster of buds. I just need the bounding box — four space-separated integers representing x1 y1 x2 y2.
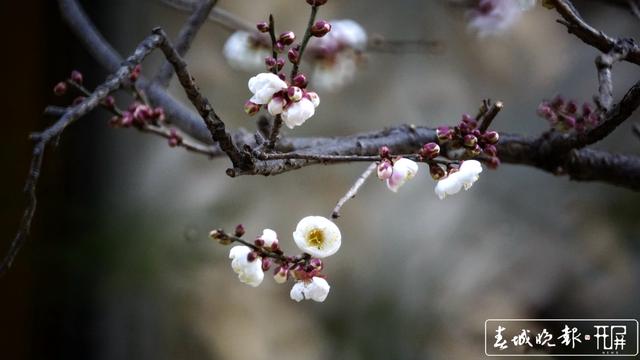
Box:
211 216 341 302
376 146 420 192
53 70 116 111
109 102 165 128
536 96 601 133
436 113 500 168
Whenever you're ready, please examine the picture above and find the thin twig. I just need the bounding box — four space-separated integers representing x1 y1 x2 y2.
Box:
478 101 504 132
595 43 630 111
331 162 377 219
290 5 318 79
154 0 217 87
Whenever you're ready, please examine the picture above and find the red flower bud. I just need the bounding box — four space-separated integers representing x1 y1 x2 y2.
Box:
379 146 390 158
53 82 67 96
256 21 270 33
311 20 332 37
234 224 245 237
70 70 83 85
279 31 295 46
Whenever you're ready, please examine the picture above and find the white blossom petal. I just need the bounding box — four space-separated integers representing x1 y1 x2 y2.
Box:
293 216 341 258
385 158 419 192
267 97 285 116
282 98 316 129
248 73 288 105
223 31 270 72
259 228 279 248
229 245 264 287
289 277 330 302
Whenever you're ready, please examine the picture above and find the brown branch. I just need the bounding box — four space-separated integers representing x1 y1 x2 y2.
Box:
550 0 640 66
331 162 377 219
154 0 218 87
595 43 631 111
159 0 254 33
152 27 253 170
1 33 163 276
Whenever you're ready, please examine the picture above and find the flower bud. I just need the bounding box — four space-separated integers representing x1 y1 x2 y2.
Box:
288 47 300 64
234 224 245 237
261 258 272 271
279 31 295 45
72 96 85 106
168 128 182 147
265 56 277 70
487 156 501 169
429 164 446 180
467 144 482 157
254 238 265 247
550 95 564 109
70 70 83 85
103 96 115 109
276 58 285 71
565 100 577 114
292 74 308 88
273 266 289 284
420 142 440 159
209 229 232 245
288 86 303 102
537 104 554 119
311 20 331 37
153 107 165 122
463 134 478 148
483 131 499 144
310 258 323 270
436 126 451 142
244 100 261 116
53 82 67 96
483 144 497 157
247 251 258 262
275 41 285 53
562 115 576 129
377 160 393 180
256 21 270 33
582 102 593 117
379 146 390 158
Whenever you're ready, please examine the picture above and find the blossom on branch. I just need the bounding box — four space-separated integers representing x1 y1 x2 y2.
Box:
293 216 341 258
467 0 536 37
290 276 330 302
229 245 264 287
386 158 419 192
434 160 483 200
248 73 288 104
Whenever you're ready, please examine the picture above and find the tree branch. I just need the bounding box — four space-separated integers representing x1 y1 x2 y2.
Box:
154 0 218 87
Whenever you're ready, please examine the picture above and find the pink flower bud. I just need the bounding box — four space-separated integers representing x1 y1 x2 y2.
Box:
463 134 478 148
129 64 142 82
377 160 393 180
53 82 67 96
310 258 323 270
279 31 295 45
292 74 308 88
70 70 83 85
103 96 115 109
256 21 270 33
379 146 390 158
483 144 497 157
420 142 440 159
273 266 289 284
483 131 499 144
276 58 285 71
565 100 577 114
244 100 261 116
436 126 451 142
311 20 332 37
275 41 285 53
265 57 277 70
261 258 272 271
234 224 245 237
466 144 482 157
247 251 258 262
287 86 303 101
254 238 265 247
288 48 300 64
487 156 501 169
153 107 165 122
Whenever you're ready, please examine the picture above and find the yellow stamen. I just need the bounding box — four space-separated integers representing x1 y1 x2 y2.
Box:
306 228 324 249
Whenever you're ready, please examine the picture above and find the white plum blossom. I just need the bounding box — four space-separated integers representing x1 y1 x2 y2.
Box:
386 158 419 192
258 229 279 248
467 0 536 37
293 216 341 258
307 19 368 91
229 245 264 287
267 96 286 116
248 73 288 104
223 31 271 72
281 97 317 129
290 277 330 302
434 160 483 199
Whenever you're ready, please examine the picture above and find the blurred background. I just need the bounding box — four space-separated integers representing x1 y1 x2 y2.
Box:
1 0 639 359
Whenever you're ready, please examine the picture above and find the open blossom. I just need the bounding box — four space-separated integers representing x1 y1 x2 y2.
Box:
386 158 419 192
281 97 316 129
268 91 320 129
223 31 271 71
467 0 536 37
434 160 483 200
307 19 367 91
229 245 264 287
290 277 330 302
293 216 341 258
248 73 288 104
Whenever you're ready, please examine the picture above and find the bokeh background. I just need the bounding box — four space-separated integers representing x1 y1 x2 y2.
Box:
1 0 639 359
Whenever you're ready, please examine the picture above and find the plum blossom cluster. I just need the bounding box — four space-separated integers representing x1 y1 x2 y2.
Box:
536 96 601 133
210 216 341 303
376 145 485 200
466 0 537 37
108 102 165 129
436 113 501 167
